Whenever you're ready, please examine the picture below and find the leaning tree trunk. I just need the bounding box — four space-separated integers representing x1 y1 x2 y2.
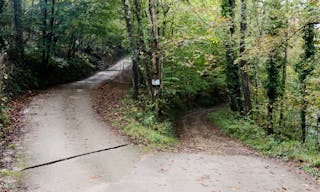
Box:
122 0 139 98
239 0 252 115
13 0 24 65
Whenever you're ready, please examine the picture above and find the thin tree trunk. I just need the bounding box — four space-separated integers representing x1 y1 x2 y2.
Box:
13 0 24 65
28 0 35 40
44 0 55 66
239 0 252 115
160 3 170 38
253 58 259 120
0 0 5 51
41 0 48 66
301 88 307 143
149 0 160 98
279 40 288 129
122 0 139 98
159 3 170 93
279 0 289 130
267 103 274 135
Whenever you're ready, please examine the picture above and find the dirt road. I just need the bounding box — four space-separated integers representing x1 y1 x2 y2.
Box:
21 59 142 191
20 59 319 192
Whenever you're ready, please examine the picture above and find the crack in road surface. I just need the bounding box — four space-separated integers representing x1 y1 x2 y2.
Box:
21 58 142 192
20 58 320 192
21 144 128 171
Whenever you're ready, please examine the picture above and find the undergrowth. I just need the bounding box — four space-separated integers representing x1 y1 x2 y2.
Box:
208 108 320 178
115 97 176 149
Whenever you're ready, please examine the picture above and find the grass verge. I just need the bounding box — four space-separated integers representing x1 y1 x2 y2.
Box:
208 108 320 178
118 98 176 149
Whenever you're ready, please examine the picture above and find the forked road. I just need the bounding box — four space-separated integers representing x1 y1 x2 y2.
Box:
21 59 319 192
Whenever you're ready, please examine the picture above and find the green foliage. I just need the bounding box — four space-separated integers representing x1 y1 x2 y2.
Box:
265 50 283 103
296 23 316 82
0 96 8 132
208 108 320 178
1 0 127 97
4 53 95 96
220 0 242 112
119 98 176 148
221 0 235 18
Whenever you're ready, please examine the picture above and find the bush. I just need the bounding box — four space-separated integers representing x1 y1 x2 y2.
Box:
4 54 96 97
118 98 176 149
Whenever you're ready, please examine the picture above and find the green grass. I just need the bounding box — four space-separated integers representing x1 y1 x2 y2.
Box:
114 98 176 149
208 108 320 178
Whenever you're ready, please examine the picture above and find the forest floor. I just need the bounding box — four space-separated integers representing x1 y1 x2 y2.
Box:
1 58 320 192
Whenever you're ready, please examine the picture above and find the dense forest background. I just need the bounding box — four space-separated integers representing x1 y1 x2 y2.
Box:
0 0 319 175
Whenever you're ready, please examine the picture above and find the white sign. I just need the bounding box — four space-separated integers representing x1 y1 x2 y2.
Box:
152 79 161 86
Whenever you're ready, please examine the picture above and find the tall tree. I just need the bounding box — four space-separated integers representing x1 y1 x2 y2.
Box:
41 0 48 66
149 0 161 98
122 0 139 98
279 0 289 129
221 0 242 112
264 0 284 135
239 0 251 115
13 0 24 65
133 0 152 93
295 0 317 142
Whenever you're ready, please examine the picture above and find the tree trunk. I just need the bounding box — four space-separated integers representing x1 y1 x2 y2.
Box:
298 1 317 142
13 0 24 65
28 0 35 40
0 0 5 51
133 0 152 94
279 0 289 130
122 0 139 98
301 84 307 142
44 0 55 66
160 3 170 38
267 103 274 135
279 40 288 129
41 0 48 66
253 58 259 120
222 0 242 113
239 0 252 115
149 0 160 98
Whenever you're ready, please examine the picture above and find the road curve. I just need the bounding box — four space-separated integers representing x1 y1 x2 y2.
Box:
21 58 141 192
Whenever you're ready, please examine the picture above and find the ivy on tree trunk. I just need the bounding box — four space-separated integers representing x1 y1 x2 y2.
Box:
221 0 242 113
